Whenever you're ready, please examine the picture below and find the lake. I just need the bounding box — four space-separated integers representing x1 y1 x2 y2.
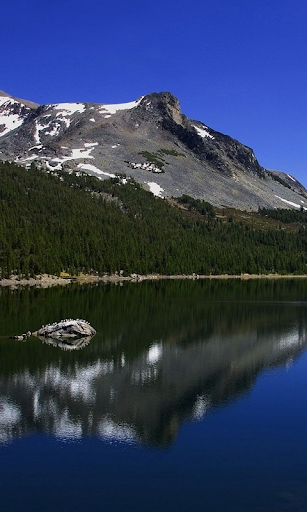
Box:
1 279 307 511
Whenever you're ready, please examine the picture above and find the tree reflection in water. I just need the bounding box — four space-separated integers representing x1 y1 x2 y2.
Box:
0 278 307 446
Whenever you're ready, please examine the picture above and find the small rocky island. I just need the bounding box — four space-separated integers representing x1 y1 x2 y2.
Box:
10 319 96 349
32 318 96 339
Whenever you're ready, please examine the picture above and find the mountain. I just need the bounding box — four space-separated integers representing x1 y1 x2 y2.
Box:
0 90 306 210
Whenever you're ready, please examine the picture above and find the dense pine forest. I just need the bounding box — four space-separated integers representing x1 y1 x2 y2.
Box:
1 160 307 278
259 206 307 225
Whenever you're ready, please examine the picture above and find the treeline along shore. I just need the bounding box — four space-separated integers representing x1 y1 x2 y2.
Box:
1 161 307 279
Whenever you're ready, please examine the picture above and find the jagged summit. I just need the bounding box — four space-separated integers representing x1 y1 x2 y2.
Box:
138 91 183 120
0 89 306 210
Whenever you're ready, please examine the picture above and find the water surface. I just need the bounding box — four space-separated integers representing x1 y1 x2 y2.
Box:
1 279 307 511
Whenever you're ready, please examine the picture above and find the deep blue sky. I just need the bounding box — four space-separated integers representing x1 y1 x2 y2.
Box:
2 0 307 185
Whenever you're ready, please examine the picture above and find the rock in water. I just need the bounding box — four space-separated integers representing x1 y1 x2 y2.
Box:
40 335 93 351
32 319 96 339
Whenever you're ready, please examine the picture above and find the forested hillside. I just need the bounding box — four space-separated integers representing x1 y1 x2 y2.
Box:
0 161 307 278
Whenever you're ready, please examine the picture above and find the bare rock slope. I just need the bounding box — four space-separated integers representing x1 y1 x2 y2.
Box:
0 90 306 210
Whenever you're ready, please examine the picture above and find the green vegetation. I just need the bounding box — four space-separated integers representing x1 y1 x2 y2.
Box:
138 151 165 170
259 206 307 225
177 194 215 218
1 160 307 278
158 148 185 157
138 148 185 170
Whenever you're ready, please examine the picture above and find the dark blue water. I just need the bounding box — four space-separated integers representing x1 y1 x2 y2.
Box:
1 280 307 511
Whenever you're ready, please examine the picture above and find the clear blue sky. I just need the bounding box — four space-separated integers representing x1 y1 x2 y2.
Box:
2 0 307 185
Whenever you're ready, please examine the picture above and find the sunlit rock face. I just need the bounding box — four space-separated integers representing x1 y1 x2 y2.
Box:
0 90 306 210
33 319 96 339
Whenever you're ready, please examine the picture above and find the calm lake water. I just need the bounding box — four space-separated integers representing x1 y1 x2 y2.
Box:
1 279 307 511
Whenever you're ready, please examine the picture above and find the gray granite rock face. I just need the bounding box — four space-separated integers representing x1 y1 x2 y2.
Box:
0 90 306 211
33 319 96 339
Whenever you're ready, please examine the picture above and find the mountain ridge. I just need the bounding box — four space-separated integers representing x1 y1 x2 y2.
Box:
0 89 306 211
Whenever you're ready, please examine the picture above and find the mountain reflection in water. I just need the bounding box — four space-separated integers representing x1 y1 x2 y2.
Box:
0 279 307 447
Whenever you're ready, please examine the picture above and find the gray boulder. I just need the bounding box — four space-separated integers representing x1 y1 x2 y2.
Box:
32 319 96 339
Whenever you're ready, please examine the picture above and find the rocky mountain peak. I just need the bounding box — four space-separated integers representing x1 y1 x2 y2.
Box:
0 88 306 211
145 92 183 123
128 91 184 128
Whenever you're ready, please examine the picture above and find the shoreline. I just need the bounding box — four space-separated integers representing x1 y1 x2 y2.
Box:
1 272 307 288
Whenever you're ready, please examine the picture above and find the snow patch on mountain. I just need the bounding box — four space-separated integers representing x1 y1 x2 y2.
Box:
0 96 12 107
193 124 214 139
28 144 43 151
22 154 41 162
84 142 98 148
45 161 63 171
46 121 66 137
0 96 27 136
77 163 115 178
99 97 143 116
146 182 164 198
34 120 44 144
287 174 296 182
34 115 68 143
33 104 87 144
275 195 304 209
18 142 99 171
53 147 95 163
54 103 86 116
0 114 24 136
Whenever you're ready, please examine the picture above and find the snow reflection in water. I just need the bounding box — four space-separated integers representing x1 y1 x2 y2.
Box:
1 289 307 447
